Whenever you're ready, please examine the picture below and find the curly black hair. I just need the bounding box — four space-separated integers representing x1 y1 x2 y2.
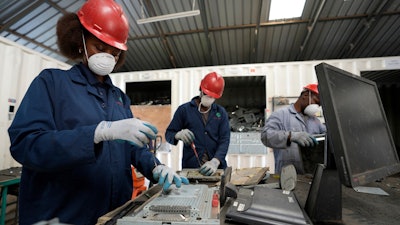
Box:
56 13 126 70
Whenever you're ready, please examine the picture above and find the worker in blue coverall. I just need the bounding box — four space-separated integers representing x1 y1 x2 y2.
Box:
165 72 230 176
7 1 188 225
261 84 326 174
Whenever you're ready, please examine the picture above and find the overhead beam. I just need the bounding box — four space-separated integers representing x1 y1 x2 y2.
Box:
5 28 60 55
198 0 213 65
0 0 67 57
140 0 178 68
128 11 400 41
44 0 69 14
338 0 395 58
296 0 326 60
0 1 44 32
252 0 263 63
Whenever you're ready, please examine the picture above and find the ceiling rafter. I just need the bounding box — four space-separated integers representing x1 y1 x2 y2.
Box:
141 0 178 68
296 0 326 60
0 0 44 33
127 10 400 41
252 0 263 63
198 0 213 66
339 0 395 58
2 0 400 72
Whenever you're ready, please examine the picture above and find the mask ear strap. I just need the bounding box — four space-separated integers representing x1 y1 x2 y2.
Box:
308 90 311 105
81 32 89 61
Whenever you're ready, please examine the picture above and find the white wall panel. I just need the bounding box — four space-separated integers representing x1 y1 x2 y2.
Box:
2 35 399 172
0 37 70 170
111 56 400 173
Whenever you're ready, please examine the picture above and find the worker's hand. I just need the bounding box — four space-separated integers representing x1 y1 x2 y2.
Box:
175 129 195 145
153 165 189 192
290 131 318 147
199 158 220 176
94 118 158 148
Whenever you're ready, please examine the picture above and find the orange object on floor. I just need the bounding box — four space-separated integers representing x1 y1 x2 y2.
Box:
131 166 147 199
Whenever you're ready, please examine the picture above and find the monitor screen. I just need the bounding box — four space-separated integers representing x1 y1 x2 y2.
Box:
315 63 400 187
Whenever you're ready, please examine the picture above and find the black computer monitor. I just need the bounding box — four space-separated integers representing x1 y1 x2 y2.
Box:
315 63 400 187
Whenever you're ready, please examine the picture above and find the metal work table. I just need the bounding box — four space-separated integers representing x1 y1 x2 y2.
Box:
98 172 400 225
0 167 21 225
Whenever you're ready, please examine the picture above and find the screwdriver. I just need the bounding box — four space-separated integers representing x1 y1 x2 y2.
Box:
190 142 202 167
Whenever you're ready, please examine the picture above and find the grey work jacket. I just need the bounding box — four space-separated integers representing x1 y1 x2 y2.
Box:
261 104 326 174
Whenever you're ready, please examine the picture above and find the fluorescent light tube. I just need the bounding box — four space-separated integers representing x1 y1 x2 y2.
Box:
137 10 200 24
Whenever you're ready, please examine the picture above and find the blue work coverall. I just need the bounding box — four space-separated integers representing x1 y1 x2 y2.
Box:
261 104 326 174
165 97 230 169
8 64 159 225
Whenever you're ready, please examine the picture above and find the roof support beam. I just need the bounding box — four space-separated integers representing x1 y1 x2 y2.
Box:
128 10 400 41
198 0 213 65
141 0 178 68
0 0 43 32
339 0 394 58
252 0 263 63
296 0 326 60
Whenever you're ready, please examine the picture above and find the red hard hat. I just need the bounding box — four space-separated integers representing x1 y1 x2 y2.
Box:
77 0 129 51
200 72 225 99
303 83 319 95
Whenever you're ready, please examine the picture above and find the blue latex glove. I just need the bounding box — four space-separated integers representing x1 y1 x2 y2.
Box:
175 129 195 145
199 158 220 176
153 165 189 192
94 118 158 148
290 131 318 147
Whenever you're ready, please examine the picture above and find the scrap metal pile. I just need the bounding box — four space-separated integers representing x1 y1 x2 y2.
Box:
227 106 264 132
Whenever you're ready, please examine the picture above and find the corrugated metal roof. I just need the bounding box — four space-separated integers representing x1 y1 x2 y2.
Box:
1 0 400 72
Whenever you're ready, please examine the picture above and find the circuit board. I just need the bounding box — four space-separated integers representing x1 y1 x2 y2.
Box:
178 169 224 182
117 184 220 225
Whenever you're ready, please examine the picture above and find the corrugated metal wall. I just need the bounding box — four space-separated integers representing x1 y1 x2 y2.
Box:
0 37 70 170
1 34 399 172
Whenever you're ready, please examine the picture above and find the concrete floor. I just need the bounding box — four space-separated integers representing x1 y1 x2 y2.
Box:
294 173 400 225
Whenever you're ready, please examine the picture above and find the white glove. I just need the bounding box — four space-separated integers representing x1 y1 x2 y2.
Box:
175 129 195 145
290 131 317 147
94 118 158 148
199 158 220 176
152 165 189 192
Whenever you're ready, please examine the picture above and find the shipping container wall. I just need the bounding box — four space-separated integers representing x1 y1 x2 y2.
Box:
111 56 400 173
0 37 70 170
1 35 399 171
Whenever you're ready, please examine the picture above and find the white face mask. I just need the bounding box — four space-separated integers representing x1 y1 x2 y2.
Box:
82 33 116 76
304 90 320 116
304 104 320 116
87 53 116 76
200 95 215 108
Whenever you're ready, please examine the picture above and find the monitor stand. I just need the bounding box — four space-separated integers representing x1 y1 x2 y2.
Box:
305 163 342 224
